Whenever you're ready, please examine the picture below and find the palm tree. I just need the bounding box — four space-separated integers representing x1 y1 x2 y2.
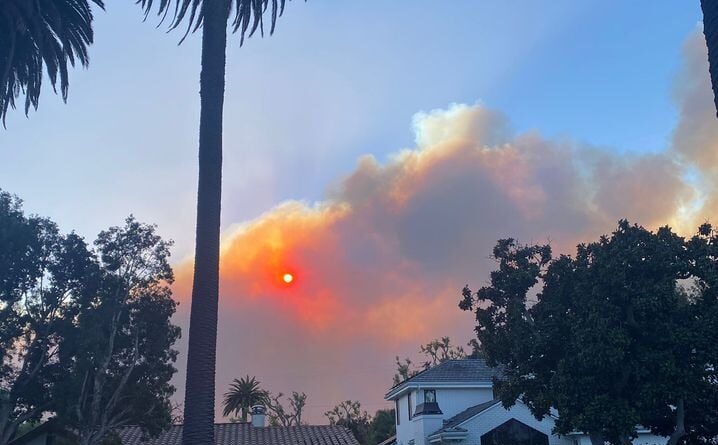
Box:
135 1 296 443
702 0 718 116
0 0 104 125
223 376 269 422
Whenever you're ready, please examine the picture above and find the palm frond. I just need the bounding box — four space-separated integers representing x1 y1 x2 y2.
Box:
137 0 294 45
222 375 269 418
0 0 105 126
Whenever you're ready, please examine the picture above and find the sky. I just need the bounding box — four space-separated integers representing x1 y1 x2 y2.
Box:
0 0 715 424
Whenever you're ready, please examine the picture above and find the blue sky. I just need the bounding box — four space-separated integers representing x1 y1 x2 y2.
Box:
0 1 702 258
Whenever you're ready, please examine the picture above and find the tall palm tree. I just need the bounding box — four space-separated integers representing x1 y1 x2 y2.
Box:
702 0 718 117
136 1 295 443
0 0 104 125
222 376 269 422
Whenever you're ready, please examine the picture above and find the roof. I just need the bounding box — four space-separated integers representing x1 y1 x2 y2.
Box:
376 435 396 445
385 359 502 399
703 0 718 116
430 399 501 435
115 423 360 445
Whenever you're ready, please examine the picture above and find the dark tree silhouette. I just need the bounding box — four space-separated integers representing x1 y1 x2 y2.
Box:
460 221 718 445
0 0 104 125
703 0 718 116
135 1 298 444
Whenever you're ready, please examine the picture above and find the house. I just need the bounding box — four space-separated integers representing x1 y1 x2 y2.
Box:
10 408 359 445
383 359 666 445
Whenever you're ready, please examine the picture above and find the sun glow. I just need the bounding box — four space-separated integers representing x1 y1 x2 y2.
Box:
282 273 294 284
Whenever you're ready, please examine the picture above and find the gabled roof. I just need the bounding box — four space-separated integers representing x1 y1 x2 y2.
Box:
385 359 502 399
115 423 359 445
430 399 501 435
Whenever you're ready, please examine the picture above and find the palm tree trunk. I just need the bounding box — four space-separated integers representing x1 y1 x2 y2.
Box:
181 1 229 444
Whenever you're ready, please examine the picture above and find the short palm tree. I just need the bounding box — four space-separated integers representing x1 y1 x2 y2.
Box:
136 1 297 444
223 376 269 422
0 0 104 125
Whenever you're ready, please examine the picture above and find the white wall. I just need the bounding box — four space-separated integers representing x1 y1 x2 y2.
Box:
395 392 412 445
394 387 494 445
432 388 494 419
460 402 572 445
393 386 668 445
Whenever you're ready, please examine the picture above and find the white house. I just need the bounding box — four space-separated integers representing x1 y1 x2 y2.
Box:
383 359 666 445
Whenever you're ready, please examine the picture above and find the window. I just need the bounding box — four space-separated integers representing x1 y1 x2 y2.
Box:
480 419 549 445
424 389 436 403
395 400 400 425
407 392 413 419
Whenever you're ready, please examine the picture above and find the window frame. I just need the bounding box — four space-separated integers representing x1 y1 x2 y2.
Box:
407 391 413 419
423 389 436 404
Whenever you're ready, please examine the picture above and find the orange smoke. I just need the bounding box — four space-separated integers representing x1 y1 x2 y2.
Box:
169 32 717 422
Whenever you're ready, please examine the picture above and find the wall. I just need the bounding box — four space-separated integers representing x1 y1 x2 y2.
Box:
432 388 494 419
394 386 494 445
395 393 412 445
460 402 572 445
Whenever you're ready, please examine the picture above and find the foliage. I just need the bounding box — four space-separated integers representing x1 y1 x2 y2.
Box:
0 190 96 445
137 0 290 44
54 217 180 445
369 409 396 445
325 401 372 445
0 0 104 125
325 402 396 445
222 376 269 421
266 391 306 427
459 220 718 445
392 337 471 385
0 193 179 445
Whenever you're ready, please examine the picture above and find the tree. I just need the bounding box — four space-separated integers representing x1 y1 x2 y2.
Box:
459 220 718 445
222 376 269 422
0 0 104 125
325 401 372 445
0 190 96 445
134 1 300 442
369 409 396 445
702 0 718 117
266 391 306 427
325 402 396 445
54 216 180 445
393 337 469 385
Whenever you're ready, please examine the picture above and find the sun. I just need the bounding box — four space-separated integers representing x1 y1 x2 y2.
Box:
282 273 294 284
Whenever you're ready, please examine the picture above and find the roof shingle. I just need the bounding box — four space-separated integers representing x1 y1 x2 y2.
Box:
115 423 359 445
390 359 502 390
430 399 501 435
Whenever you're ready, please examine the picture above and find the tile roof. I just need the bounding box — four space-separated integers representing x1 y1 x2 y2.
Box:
390 359 502 391
431 399 501 435
115 423 359 445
